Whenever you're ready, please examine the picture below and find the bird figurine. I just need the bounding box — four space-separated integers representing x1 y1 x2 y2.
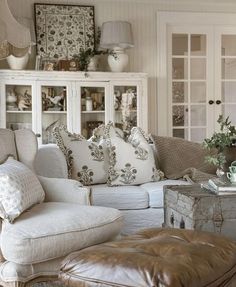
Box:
46 90 65 110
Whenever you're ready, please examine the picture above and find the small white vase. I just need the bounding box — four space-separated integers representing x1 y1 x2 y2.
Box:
6 53 29 70
108 48 128 72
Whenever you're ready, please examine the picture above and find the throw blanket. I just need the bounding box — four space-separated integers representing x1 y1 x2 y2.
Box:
151 135 217 183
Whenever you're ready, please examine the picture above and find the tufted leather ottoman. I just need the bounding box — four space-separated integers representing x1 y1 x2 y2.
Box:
59 228 236 287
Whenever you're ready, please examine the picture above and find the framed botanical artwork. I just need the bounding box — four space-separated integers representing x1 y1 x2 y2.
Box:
34 3 95 60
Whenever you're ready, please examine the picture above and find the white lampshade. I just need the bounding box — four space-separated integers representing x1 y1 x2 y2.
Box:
0 0 32 60
100 21 134 49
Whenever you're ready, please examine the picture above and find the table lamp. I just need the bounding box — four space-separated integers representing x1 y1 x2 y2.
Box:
100 21 134 72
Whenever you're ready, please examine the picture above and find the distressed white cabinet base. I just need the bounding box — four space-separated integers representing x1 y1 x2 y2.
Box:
164 185 236 240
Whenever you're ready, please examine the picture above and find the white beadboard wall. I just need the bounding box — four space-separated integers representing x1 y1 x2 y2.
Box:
5 0 236 134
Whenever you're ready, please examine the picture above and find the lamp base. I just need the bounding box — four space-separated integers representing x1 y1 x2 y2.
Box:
108 47 128 72
6 53 29 70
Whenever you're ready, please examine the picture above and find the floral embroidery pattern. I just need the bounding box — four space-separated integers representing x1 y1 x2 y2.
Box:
120 163 137 184
53 126 73 178
134 146 148 160
152 167 165 181
88 143 104 161
77 165 94 185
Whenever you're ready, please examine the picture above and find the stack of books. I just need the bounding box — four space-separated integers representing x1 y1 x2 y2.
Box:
201 177 236 195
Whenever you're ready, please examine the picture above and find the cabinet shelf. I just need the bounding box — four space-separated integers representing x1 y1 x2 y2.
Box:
43 111 67 114
6 110 32 114
81 110 105 114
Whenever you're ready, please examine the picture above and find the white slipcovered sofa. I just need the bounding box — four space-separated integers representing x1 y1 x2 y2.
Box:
35 144 190 235
0 129 122 287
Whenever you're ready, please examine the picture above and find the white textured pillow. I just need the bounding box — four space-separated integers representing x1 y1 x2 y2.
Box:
105 123 164 186
0 158 45 222
53 126 109 185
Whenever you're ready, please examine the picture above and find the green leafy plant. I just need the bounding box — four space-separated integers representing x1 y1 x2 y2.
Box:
203 115 236 169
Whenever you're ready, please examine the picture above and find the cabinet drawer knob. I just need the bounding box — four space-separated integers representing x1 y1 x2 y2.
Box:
180 217 185 229
208 100 214 105
35 133 41 138
216 100 222 105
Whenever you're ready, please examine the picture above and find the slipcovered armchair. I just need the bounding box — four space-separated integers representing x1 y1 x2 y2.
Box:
0 129 122 287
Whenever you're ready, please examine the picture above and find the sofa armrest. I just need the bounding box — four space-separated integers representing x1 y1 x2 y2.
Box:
38 176 90 205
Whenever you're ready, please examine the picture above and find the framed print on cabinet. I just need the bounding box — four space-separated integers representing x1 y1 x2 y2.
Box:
34 3 95 60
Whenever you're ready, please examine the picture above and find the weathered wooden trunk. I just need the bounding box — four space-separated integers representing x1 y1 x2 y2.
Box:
164 185 236 240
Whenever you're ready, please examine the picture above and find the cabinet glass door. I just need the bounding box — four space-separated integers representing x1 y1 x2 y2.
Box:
39 84 68 144
171 32 208 142
79 84 107 139
4 84 33 131
113 85 138 138
220 34 236 126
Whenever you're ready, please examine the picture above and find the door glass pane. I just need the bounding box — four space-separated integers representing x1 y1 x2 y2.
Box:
191 128 206 143
190 105 206 126
114 86 137 137
6 85 32 131
172 82 187 103
173 128 188 139
172 58 187 80
191 34 206 56
81 86 105 139
222 35 236 56
222 104 236 125
172 34 188 56
222 82 236 103
222 59 236 79
172 105 188 127
190 58 206 79
41 85 67 144
190 82 206 103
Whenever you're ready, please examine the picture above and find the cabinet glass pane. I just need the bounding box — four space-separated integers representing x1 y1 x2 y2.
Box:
81 86 105 139
172 105 188 127
191 34 206 56
114 86 137 137
222 82 236 103
222 35 236 56
41 86 67 144
190 58 206 79
6 85 32 131
190 82 206 103
172 58 187 80
222 59 236 79
190 105 206 126
173 128 188 139
172 82 187 103
172 34 188 56
190 128 206 143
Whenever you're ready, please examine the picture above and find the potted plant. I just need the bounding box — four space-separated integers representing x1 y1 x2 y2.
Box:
203 115 236 175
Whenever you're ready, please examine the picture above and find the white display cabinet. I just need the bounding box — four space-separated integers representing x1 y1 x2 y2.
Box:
0 71 148 144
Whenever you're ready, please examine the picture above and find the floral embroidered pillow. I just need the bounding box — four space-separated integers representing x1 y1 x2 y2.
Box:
53 126 109 185
104 123 164 186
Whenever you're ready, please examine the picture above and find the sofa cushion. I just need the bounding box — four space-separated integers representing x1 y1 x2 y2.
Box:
152 135 216 179
0 158 45 222
105 123 164 186
91 184 149 210
53 126 109 185
1 202 122 265
141 180 191 208
0 129 17 163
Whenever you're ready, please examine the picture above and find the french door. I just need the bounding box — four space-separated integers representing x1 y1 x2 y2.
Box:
157 12 236 142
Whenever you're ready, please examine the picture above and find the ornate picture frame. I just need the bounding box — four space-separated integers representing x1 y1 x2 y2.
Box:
34 3 95 60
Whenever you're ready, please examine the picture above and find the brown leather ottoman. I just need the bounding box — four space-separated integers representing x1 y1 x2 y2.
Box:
59 228 236 287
